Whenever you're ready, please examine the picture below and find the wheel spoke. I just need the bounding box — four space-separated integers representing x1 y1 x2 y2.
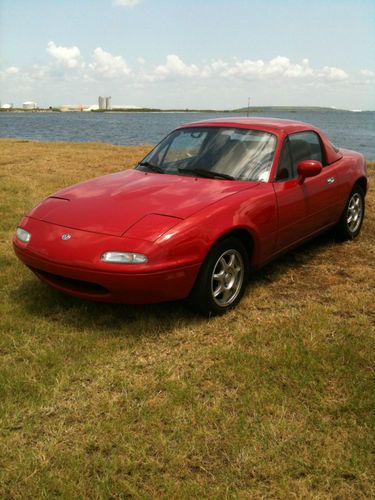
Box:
213 270 224 280
221 287 233 303
219 256 227 271
227 253 235 269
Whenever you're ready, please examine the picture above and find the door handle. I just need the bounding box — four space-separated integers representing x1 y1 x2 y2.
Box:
327 177 335 184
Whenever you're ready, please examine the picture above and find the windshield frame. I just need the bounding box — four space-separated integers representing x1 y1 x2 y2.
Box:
136 126 278 182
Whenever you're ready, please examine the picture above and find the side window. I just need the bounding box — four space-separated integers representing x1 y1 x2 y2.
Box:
275 138 295 181
289 132 323 172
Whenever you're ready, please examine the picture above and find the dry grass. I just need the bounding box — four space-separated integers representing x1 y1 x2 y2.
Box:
0 139 374 498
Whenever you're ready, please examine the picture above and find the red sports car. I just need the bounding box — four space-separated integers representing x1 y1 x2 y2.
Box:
13 118 368 314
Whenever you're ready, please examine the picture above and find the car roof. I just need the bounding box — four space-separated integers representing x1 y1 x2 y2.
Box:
178 116 316 134
177 116 343 164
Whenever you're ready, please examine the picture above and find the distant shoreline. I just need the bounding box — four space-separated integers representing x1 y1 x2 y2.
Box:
1 106 373 113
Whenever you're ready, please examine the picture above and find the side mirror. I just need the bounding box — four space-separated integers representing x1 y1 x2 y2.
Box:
297 160 322 185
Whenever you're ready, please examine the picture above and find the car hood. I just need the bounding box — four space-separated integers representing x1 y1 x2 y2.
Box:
28 169 258 237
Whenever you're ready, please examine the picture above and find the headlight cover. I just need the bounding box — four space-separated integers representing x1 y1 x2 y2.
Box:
101 251 148 264
16 227 32 243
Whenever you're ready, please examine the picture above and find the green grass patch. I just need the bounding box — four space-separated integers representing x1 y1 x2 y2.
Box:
0 139 374 497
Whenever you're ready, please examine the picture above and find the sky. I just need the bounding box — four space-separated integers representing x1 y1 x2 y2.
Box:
0 0 374 110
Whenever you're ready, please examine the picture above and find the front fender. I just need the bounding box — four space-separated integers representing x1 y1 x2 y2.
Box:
156 183 278 268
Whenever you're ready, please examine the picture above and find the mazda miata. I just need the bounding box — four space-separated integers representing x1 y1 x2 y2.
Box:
13 118 368 314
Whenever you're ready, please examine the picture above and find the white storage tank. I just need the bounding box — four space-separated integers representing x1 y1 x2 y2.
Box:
23 101 37 110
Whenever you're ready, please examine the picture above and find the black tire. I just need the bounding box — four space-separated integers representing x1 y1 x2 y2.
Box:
189 236 249 316
336 185 365 240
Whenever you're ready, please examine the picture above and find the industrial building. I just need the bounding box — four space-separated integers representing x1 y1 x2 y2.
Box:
22 101 37 110
98 96 112 110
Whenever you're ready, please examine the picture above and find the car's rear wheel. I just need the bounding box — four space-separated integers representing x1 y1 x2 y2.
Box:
189 237 249 316
336 185 365 240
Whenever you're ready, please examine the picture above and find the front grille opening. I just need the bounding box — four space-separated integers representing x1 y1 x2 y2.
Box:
31 268 109 295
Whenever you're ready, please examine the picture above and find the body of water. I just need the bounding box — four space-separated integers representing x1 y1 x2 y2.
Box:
1 110 374 160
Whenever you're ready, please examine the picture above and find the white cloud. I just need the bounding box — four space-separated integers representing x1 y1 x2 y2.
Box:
201 59 229 77
154 55 199 79
3 47 369 108
1 51 354 87
202 57 327 81
47 41 83 69
221 59 264 78
113 0 141 7
159 56 344 82
8 47 354 85
25 64 49 81
318 66 348 81
360 69 374 77
89 47 131 78
265 56 313 78
5 66 20 75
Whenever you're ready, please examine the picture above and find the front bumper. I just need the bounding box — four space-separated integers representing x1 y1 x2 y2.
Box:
13 218 201 304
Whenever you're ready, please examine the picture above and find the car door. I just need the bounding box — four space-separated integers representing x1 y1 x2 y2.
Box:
273 131 342 252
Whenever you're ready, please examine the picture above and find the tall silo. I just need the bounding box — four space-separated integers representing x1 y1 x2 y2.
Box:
98 96 106 110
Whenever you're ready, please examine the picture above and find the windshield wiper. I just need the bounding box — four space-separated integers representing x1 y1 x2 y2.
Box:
178 167 234 180
138 161 165 174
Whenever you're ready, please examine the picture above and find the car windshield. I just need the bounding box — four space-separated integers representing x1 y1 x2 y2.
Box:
136 127 277 182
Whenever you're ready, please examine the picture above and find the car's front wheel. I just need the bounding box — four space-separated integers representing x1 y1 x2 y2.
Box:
189 237 249 316
336 185 365 240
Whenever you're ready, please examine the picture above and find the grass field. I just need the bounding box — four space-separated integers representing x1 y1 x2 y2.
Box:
1 139 374 498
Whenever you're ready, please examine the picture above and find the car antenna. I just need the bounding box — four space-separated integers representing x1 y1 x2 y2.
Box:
246 97 250 117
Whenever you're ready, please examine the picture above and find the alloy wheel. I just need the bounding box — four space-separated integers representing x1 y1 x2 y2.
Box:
347 192 363 233
211 249 244 307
